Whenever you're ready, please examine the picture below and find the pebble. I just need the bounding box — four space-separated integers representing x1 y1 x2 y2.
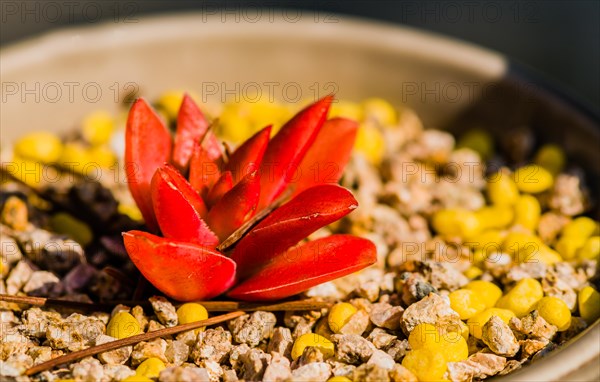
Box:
22 270 60 296
331 334 375 364
166 339 190 366
509 312 557 341
353 363 390 382
262 352 292 382
366 328 397 349
369 302 404 331
192 327 233 363
131 339 168 366
71 358 106 382
159 366 211 382
239 348 270 381
6 260 34 294
149 296 178 327
386 339 410 362
339 309 370 336
199 359 224 382
445 353 507 381
389 363 418 382
46 314 105 352
367 349 395 370
267 327 293 358
96 335 132 365
0 235 23 268
229 311 277 347
356 280 381 302
482 316 520 357
401 292 461 334
291 362 332 381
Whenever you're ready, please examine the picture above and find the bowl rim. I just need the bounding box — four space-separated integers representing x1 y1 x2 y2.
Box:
1 12 599 382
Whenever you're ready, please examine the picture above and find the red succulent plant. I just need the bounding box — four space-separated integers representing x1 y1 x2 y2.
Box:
122 94 376 301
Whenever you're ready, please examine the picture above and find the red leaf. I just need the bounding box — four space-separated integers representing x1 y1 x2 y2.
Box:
205 171 234 207
230 184 357 279
257 95 333 211
203 131 224 163
291 117 358 198
227 235 376 301
225 125 271 184
207 171 261 241
123 230 235 301
151 164 219 247
189 143 221 197
172 94 210 172
125 98 172 232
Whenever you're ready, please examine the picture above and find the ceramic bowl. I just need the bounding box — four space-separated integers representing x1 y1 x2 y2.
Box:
1 13 598 381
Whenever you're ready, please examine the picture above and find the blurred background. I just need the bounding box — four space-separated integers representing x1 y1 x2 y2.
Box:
1 0 598 106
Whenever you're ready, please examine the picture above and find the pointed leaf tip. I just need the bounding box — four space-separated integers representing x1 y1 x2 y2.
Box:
257 96 334 211
151 164 219 247
172 93 210 172
228 234 376 301
125 98 172 232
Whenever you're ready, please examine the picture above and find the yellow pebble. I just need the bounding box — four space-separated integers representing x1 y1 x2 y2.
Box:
1 196 28 231
487 168 519 206
534 144 565 175
464 280 503 309
88 146 117 168
82 110 114 146
408 323 442 350
555 236 587 260
362 98 397 126
408 323 468 363
464 266 483 280
5 156 48 188
562 217 598 239
49 213 93 247
467 308 515 339
476 206 514 230
14 132 63 163
121 376 153 382
449 289 486 320
328 302 357 333
177 303 208 324
432 208 482 238
329 100 363 122
218 105 253 143
457 129 494 160
291 333 335 361
533 296 571 331
106 312 141 339
58 142 93 174
516 242 562 264
402 348 448 381
354 122 385 165
578 286 600 324
468 230 504 254
513 195 541 231
327 377 353 382
577 236 600 261
156 90 185 121
496 278 543 317
176 303 208 333
502 232 543 257
136 357 166 378
118 203 143 222
513 165 554 194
